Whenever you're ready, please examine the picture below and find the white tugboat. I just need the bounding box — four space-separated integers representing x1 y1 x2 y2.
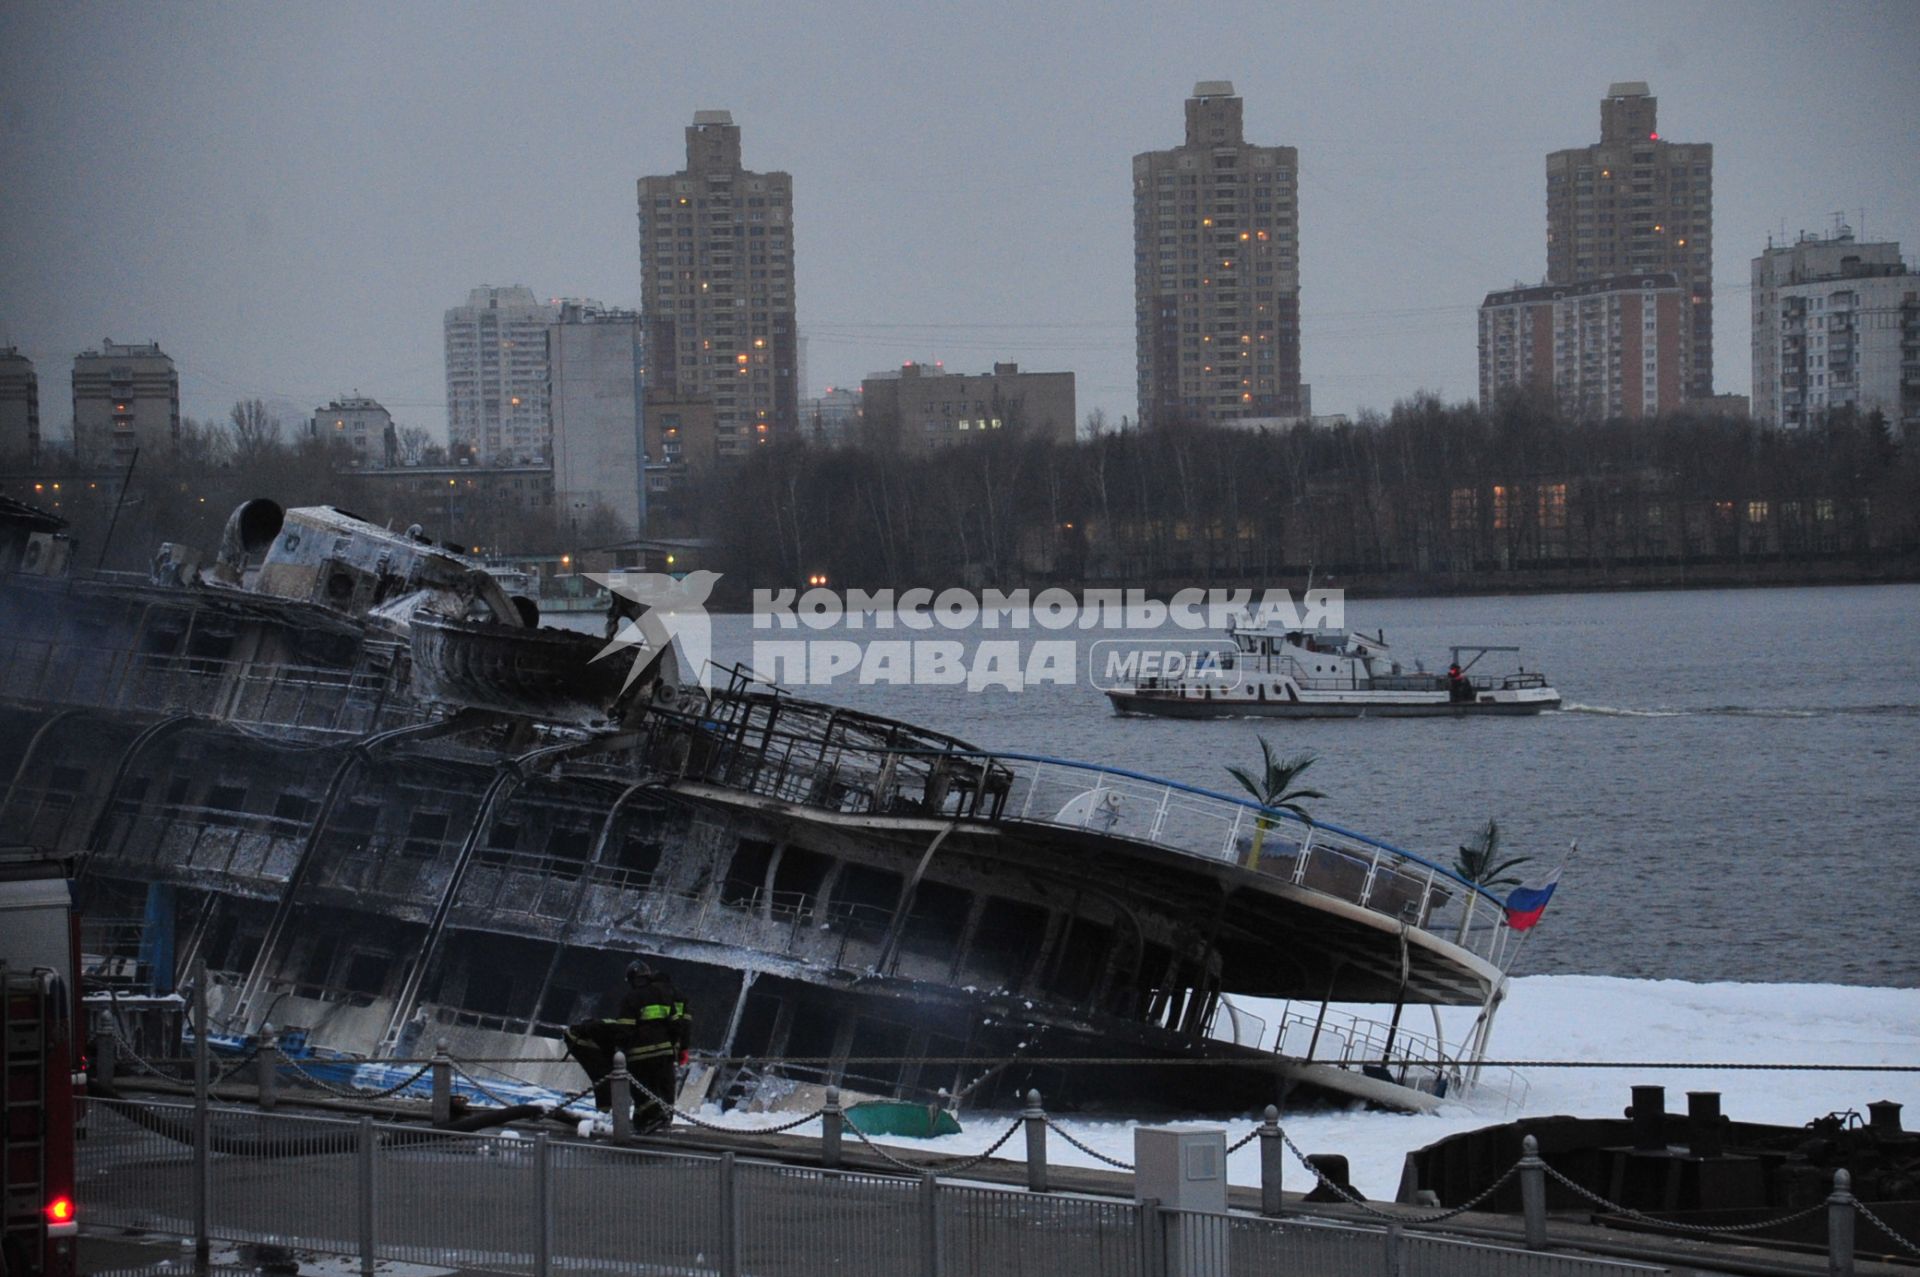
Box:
1107 618 1561 718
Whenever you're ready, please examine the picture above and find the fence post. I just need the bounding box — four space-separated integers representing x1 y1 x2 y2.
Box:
256 1026 278 1110
719 1151 740 1277
1519 1134 1548 1250
920 1171 941 1277
1384 1219 1405 1277
610 1051 632 1145
430 1038 452 1126
356 1115 375 1277
1827 1168 1855 1277
1138 1198 1165 1277
191 956 210 1274
821 1085 843 1169
1024 1089 1050 1193
534 1132 552 1277
95 1027 117 1083
1259 1106 1284 1217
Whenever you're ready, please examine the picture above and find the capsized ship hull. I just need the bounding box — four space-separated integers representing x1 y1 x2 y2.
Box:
0 501 1532 1116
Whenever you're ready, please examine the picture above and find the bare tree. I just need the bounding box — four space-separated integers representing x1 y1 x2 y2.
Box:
397 425 432 465
226 399 283 467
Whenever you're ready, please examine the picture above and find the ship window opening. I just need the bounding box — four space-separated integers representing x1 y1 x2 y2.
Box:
295 933 340 989
185 627 237 664
970 897 1048 987
721 838 777 907
729 991 785 1061
829 864 903 936
402 811 450 857
538 984 583 1028
164 775 192 807
1051 920 1114 1002
141 616 188 655
335 799 380 836
770 846 832 915
845 1017 911 1091
488 821 522 852
206 913 243 971
545 826 592 862
205 785 249 823
901 881 970 959
273 792 315 826
341 951 388 997
783 998 840 1077
616 835 663 885
1133 941 1175 1018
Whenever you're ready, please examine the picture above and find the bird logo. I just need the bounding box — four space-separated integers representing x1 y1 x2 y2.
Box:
587 570 721 692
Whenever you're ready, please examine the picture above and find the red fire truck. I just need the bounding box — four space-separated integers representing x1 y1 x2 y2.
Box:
1 851 82 1277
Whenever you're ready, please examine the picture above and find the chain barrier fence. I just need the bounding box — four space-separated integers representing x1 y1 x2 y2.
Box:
87 1029 1920 1273
78 1094 1699 1277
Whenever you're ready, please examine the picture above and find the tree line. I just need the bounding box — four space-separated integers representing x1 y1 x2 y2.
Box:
697 392 1919 594
7 392 1914 591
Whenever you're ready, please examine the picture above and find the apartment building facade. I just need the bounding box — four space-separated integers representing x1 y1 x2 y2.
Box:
1479 274 1686 420
638 110 797 456
311 395 395 467
71 339 178 465
548 301 646 538
1751 231 1917 433
1546 83 1713 398
444 286 560 464
1134 81 1303 429
1751 229 1915 431
860 362 1076 451
0 347 40 463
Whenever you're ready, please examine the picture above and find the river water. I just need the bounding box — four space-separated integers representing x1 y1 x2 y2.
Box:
575 583 1920 987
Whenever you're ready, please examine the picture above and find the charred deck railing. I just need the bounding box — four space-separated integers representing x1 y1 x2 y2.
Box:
949 752 1515 970
639 699 1516 971
1269 1005 1530 1111
0 633 421 736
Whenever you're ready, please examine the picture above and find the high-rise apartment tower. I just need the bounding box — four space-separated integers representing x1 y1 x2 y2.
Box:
1546 82 1713 397
444 285 559 464
638 110 797 456
1133 82 1303 429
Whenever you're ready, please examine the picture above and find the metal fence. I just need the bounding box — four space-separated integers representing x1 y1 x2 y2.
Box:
77 1097 1670 1277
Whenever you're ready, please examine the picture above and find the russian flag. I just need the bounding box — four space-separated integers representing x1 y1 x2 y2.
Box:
1503 868 1561 931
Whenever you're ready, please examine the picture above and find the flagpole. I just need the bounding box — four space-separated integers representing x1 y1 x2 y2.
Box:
1472 839 1576 1086
1499 840 1575 976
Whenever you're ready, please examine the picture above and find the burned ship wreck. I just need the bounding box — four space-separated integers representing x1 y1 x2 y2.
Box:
0 495 1539 1115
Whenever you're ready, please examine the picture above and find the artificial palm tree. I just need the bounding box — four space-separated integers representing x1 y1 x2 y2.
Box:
1452 818 1532 889
1225 738 1324 869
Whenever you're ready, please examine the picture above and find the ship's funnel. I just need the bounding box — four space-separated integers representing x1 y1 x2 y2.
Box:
211 498 285 583
232 498 286 552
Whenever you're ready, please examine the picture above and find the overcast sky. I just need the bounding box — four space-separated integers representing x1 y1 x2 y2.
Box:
3 1 1916 442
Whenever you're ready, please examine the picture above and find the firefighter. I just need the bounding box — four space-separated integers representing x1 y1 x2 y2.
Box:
565 959 690 1133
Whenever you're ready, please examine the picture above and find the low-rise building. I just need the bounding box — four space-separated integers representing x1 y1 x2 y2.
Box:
347 463 554 555
1479 274 1686 420
72 339 179 465
0 347 40 463
799 386 862 447
860 362 1075 451
311 395 396 467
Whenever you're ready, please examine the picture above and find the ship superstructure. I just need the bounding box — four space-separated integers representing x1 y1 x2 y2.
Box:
0 500 1540 1115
